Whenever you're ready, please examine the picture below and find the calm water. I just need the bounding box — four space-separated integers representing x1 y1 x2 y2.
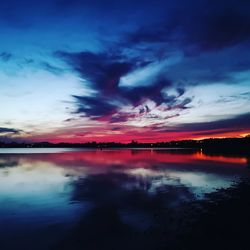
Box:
0 148 249 250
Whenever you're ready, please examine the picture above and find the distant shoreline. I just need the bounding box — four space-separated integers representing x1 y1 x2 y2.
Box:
0 136 249 146
1 137 249 155
0 137 249 158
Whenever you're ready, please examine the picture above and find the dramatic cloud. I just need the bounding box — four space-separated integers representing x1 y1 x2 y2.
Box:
161 113 250 134
126 0 250 52
56 50 188 122
56 51 135 94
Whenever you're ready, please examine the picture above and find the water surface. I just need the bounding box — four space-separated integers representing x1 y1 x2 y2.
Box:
0 148 249 250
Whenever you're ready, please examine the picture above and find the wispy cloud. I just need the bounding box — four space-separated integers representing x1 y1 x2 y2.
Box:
0 127 22 134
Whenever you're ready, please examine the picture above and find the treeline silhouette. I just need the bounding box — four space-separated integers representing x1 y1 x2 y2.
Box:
0 136 249 154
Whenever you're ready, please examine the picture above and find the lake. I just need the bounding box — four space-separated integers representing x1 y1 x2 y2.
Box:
0 148 249 250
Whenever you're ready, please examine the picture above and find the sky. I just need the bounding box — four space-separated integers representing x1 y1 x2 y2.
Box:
0 0 250 143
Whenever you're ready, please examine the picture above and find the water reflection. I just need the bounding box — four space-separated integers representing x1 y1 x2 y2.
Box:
0 149 249 250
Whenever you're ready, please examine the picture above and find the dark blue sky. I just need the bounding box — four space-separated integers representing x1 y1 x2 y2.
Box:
0 0 250 142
